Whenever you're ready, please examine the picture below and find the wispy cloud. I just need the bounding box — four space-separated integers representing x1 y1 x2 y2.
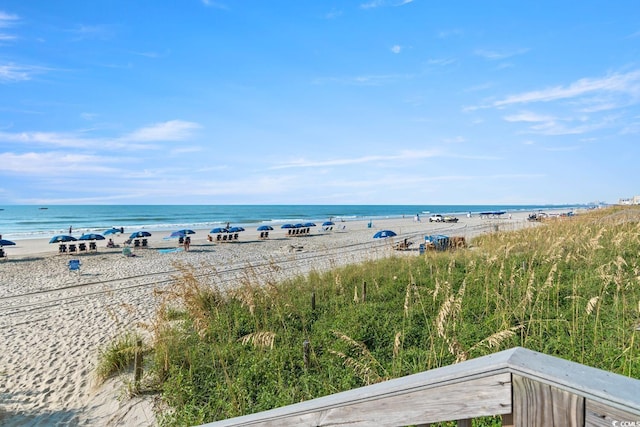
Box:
201 0 228 9
0 120 201 150
0 11 19 27
0 152 121 175
313 73 413 86
437 28 463 39
122 120 201 142
503 111 555 122
391 45 402 54
360 0 413 9
0 63 37 82
427 58 456 66
271 149 441 170
493 71 640 107
325 9 343 19
68 24 115 41
474 48 529 60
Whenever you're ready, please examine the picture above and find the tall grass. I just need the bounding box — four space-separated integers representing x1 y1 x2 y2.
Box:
102 207 640 425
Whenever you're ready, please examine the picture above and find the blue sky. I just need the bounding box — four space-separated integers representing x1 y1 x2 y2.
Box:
1 1 639 205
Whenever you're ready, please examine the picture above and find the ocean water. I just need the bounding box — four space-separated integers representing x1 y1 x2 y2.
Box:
0 204 580 240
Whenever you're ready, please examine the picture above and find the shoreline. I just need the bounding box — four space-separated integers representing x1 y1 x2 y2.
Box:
0 210 568 425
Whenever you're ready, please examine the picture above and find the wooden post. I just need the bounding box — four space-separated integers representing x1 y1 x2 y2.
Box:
311 292 316 312
303 340 310 369
362 281 367 303
457 420 472 427
134 339 143 386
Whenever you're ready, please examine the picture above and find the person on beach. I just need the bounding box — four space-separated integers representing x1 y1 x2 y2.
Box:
184 236 191 251
69 226 72 234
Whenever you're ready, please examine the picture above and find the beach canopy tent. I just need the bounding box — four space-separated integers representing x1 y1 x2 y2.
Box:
373 230 397 239
103 228 120 235
49 235 77 243
130 231 152 239
79 233 105 241
257 225 274 231
425 234 449 251
0 239 16 247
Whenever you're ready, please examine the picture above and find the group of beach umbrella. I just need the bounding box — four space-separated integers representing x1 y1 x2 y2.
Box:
280 222 317 229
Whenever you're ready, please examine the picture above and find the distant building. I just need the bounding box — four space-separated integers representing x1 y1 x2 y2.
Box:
618 196 640 205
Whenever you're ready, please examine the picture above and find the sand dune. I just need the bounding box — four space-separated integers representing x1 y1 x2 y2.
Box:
0 212 545 426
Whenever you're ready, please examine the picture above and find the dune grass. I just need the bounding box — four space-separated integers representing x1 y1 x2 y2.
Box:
101 206 640 426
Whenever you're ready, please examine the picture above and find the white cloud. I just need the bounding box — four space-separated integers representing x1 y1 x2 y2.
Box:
0 152 120 175
360 0 385 9
201 0 228 9
391 45 402 54
360 0 413 8
427 58 456 66
0 11 19 27
503 111 555 122
474 48 529 60
123 120 201 142
325 9 343 19
493 70 640 107
271 149 441 169
0 64 36 82
313 73 413 86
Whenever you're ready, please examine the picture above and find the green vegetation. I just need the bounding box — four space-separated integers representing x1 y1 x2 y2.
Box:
99 207 640 426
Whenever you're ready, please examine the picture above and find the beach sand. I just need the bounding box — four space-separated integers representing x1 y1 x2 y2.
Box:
0 211 550 426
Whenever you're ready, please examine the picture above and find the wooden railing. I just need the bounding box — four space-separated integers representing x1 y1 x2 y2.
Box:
202 347 640 427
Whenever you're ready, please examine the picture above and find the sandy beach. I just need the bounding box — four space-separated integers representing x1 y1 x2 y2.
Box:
0 211 552 426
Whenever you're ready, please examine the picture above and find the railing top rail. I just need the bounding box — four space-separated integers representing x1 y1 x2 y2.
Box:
202 347 640 426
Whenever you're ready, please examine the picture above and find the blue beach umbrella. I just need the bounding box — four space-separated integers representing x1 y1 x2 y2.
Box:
79 233 105 241
322 221 335 226
210 227 228 234
130 231 152 239
169 231 187 238
373 230 397 239
228 226 245 233
49 235 77 243
103 228 120 235
177 229 195 235
281 223 296 229
303 222 317 227
0 239 16 247
257 225 274 231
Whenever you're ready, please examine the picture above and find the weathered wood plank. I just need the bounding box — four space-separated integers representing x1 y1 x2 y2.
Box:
586 399 640 427
209 373 511 427
512 375 584 427
506 348 640 416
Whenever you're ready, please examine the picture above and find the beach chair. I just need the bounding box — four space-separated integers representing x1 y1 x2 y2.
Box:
68 259 81 275
0 248 5 258
178 236 184 244
234 233 239 241
89 242 97 251
68 244 77 253
216 234 222 241
142 239 148 247
59 244 67 254
78 243 87 252
134 239 140 247
264 231 269 239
